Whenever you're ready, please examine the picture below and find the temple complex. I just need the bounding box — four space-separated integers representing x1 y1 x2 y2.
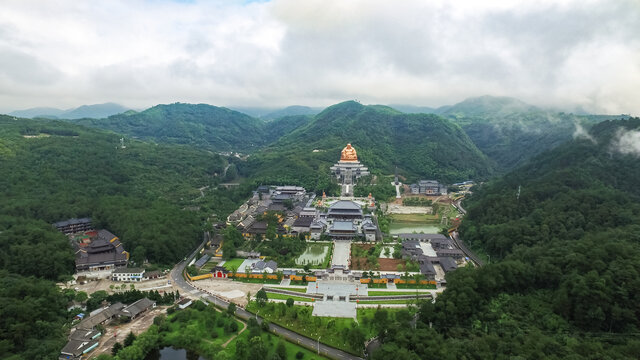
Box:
330 143 370 196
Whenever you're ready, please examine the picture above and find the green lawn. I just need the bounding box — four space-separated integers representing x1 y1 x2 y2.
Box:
395 283 437 289
366 283 388 288
268 286 308 293
222 258 245 271
354 299 417 304
266 293 314 302
367 291 425 296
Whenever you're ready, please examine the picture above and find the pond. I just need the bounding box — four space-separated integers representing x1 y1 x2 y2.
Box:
145 347 205 360
389 222 442 235
295 243 329 265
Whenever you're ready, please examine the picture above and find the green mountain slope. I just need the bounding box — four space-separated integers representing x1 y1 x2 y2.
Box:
0 116 253 269
242 101 495 190
72 103 268 152
439 96 626 171
372 117 640 359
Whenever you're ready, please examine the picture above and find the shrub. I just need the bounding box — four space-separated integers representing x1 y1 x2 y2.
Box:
295 351 304 359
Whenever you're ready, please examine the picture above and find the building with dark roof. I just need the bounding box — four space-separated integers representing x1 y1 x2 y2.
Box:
436 248 465 259
401 240 424 259
361 217 377 241
59 329 101 360
329 221 358 240
54 217 92 235
417 256 437 280
397 233 448 242
74 302 125 330
327 200 363 221
194 254 210 268
437 257 458 273
119 298 156 320
75 230 128 272
409 180 447 195
252 260 278 273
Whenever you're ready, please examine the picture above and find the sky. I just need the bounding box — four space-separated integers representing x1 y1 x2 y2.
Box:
0 0 639 114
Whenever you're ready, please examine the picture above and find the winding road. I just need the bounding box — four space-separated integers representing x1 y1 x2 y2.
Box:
170 241 363 360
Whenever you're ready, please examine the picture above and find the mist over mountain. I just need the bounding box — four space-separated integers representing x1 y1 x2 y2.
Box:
436 96 628 171
9 103 130 119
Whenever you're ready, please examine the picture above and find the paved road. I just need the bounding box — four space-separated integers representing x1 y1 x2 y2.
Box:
170 241 363 360
450 231 484 267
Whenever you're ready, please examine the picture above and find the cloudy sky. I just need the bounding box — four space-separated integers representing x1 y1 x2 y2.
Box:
1 0 639 114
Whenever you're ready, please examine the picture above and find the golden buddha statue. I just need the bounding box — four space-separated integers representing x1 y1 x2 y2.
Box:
340 143 358 162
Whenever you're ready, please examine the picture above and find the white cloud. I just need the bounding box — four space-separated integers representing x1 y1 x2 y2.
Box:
611 128 640 156
0 0 639 113
572 122 596 143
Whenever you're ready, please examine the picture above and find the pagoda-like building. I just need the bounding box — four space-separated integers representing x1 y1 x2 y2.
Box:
330 143 369 196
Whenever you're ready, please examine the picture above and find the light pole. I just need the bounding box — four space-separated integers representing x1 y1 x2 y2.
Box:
317 336 321 355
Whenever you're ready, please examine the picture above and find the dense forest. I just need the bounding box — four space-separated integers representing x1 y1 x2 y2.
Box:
0 116 252 359
371 118 640 359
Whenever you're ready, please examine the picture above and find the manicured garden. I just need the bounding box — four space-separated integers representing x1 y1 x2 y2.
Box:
97 300 324 360
268 286 308 293
245 301 416 355
264 293 314 302
396 283 436 289
367 290 425 296
354 299 417 304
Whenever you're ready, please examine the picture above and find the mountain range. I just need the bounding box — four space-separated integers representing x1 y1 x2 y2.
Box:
9 102 130 119
8 96 629 184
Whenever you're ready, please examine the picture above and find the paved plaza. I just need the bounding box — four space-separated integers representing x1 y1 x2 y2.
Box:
307 281 366 318
331 241 351 268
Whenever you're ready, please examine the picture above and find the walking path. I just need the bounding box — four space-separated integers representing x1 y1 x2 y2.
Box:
331 241 351 269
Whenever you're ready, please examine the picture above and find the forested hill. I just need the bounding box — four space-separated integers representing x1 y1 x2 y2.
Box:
241 101 494 190
371 117 640 359
0 115 254 269
436 95 626 171
0 116 257 359
71 103 269 152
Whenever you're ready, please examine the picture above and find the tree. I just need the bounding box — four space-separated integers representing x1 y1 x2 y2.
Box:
276 341 287 360
132 245 146 265
286 297 294 308
256 288 268 307
111 342 123 356
124 331 136 347
74 291 88 303
227 302 236 315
